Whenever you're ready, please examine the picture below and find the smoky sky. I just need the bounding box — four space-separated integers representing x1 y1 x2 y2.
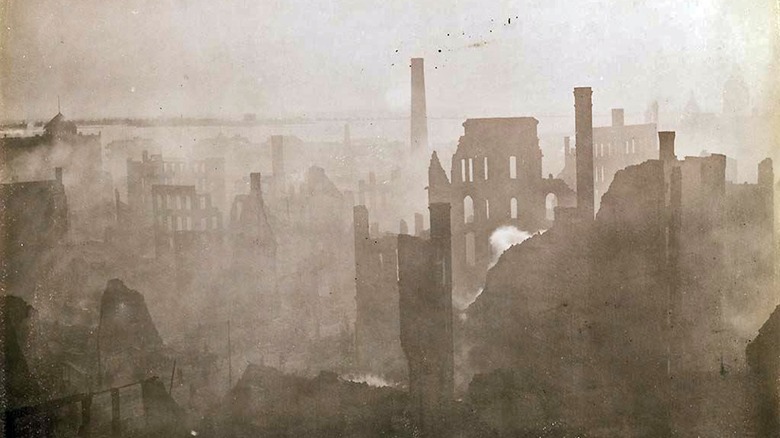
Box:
1 0 776 121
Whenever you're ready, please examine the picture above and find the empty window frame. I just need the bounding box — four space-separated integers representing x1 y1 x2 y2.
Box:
464 196 475 224
509 156 517 179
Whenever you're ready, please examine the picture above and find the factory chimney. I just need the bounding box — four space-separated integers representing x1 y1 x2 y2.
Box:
574 87 594 219
411 58 429 153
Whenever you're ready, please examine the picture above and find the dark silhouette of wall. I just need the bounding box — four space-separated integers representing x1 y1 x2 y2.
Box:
398 202 453 434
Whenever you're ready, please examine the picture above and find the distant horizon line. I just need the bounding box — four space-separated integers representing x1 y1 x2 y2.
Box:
0 110 661 129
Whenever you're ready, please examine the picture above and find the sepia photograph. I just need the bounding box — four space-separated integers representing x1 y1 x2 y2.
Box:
1 1 779 436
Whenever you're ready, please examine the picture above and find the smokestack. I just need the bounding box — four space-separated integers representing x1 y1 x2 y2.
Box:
400 219 409 235
574 87 594 219
611 108 624 127
54 167 63 183
564 136 571 155
410 58 429 153
659 132 677 162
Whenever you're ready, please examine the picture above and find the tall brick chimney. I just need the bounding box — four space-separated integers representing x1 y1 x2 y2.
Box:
574 87 594 219
54 167 63 183
611 108 625 127
410 58 429 153
659 131 677 162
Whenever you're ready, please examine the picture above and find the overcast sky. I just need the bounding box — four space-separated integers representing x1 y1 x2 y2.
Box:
1 0 776 121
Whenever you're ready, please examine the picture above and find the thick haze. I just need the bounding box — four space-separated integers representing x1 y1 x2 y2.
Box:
1 0 777 120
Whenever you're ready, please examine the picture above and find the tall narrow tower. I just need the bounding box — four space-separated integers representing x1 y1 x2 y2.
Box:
411 58 429 153
574 87 594 219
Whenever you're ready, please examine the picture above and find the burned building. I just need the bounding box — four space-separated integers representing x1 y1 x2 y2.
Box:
464 123 774 434
747 305 780 436
229 173 278 320
127 151 226 228
434 118 574 299
397 202 454 433
0 112 102 183
105 137 161 187
352 205 405 380
1 112 110 240
0 168 69 301
559 106 658 211
97 279 165 387
151 184 223 260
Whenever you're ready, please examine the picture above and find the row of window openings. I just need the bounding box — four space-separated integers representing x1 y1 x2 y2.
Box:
595 139 637 158
163 162 211 173
156 194 207 210
158 214 218 231
159 176 209 188
460 156 520 182
463 197 520 223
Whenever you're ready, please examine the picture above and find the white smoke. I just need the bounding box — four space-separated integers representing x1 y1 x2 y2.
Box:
488 226 535 268
458 288 483 313
341 373 394 388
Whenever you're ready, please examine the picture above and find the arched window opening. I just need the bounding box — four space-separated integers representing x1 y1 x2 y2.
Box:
468 158 474 182
510 198 518 219
483 156 489 180
464 196 475 224
465 232 476 267
509 156 517 179
545 193 558 221
461 159 467 182
485 199 490 220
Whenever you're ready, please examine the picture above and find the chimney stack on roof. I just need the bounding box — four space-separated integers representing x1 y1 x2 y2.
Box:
659 132 677 162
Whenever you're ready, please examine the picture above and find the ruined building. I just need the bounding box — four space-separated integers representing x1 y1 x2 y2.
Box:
1 112 109 240
0 112 102 183
559 105 658 212
398 201 454 434
151 184 223 259
465 123 775 435
97 279 165 387
127 151 226 228
352 205 405 380
431 118 574 299
747 305 780 436
0 168 69 301
229 173 278 321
